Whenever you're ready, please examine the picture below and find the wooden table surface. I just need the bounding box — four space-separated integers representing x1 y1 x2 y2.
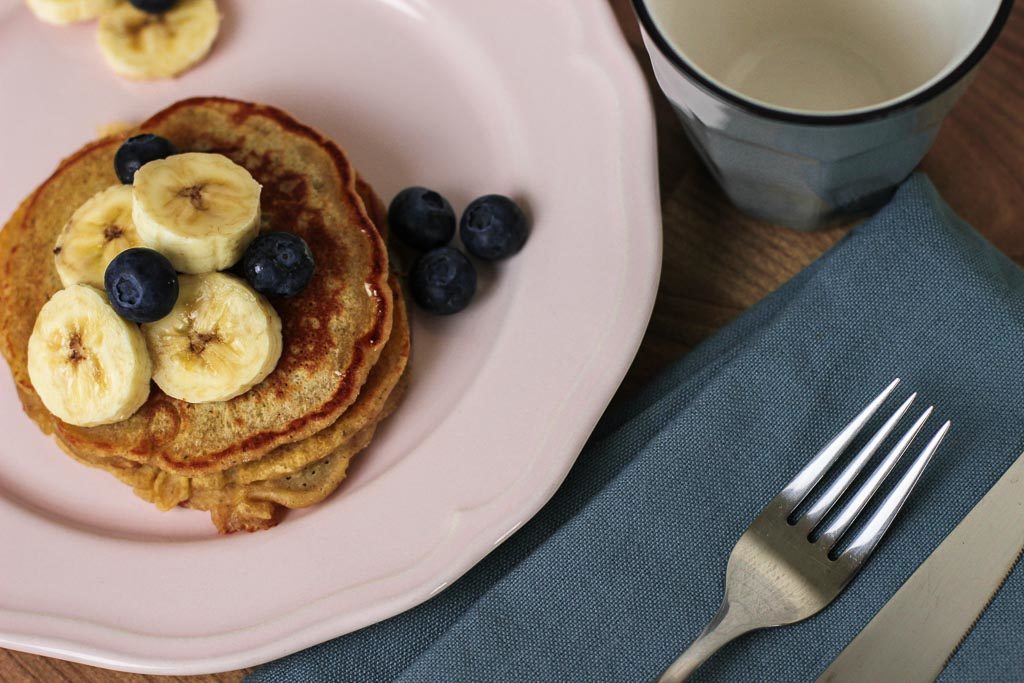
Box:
4 2 1022 681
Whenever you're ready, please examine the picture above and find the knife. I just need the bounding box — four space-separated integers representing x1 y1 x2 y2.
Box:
818 450 1024 683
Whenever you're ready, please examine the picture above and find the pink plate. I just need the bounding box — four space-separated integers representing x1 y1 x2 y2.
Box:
0 0 660 674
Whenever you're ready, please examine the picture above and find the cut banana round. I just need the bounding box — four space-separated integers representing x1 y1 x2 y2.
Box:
26 0 117 25
142 273 282 404
96 0 220 80
54 184 142 289
27 285 152 428
133 152 262 274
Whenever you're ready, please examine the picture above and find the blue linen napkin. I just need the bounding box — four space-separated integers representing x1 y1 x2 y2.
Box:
249 175 1024 683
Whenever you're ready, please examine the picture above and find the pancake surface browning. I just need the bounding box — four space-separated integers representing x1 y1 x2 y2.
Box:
0 98 393 475
50 181 408 532
4 147 411 532
58 281 409 532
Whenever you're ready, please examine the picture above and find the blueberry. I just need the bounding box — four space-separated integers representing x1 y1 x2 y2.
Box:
114 134 177 185
460 194 528 261
388 187 456 251
104 248 179 323
242 232 316 298
410 247 477 315
129 0 177 13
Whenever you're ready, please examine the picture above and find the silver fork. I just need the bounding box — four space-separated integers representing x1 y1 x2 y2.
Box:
658 378 951 683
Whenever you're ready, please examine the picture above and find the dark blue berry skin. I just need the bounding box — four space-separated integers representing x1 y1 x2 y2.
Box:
242 232 316 298
104 248 179 324
388 187 456 251
460 194 528 261
410 247 477 315
129 0 177 13
114 134 178 184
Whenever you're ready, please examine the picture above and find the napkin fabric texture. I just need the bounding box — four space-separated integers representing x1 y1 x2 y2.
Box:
249 175 1024 683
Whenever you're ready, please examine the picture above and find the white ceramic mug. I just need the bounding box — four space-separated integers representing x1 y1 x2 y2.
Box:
635 0 1013 230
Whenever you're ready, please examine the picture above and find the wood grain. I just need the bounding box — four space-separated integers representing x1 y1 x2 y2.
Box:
3 2 1021 680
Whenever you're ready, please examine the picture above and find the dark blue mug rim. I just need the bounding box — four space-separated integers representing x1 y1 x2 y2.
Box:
632 0 1015 126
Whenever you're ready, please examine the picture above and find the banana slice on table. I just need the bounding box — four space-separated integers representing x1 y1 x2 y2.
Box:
96 0 220 80
142 273 282 404
27 285 152 428
54 184 142 289
25 0 117 25
133 152 261 274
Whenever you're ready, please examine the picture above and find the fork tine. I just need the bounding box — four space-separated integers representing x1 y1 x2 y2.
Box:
778 378 900 511
841 421 951 564
818 406 933 549
799 393 917 531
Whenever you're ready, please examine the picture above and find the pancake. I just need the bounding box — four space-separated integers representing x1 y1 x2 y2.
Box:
0 97 394 475
221 277 409 485
56 361 406 533
189 370 409 533
37 169 409 532
356 176 388 242
0 191 51 432
57 284 409 530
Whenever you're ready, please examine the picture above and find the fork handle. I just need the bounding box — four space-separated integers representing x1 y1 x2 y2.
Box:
658 600 752 683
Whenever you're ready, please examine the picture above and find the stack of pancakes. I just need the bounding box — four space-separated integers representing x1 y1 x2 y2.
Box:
0 98 410 533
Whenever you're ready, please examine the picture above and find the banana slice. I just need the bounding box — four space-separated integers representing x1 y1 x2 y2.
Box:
27 285 152 428
142 273 282 404
133 152 261 274
26 0 117 25
96 0 220 80
54 184 142 289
